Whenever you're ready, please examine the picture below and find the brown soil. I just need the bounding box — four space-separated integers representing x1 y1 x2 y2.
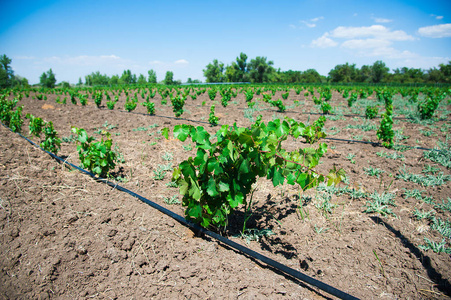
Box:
1 89 450 299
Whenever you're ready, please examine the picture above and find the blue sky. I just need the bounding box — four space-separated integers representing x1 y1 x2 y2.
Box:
1 0 450 84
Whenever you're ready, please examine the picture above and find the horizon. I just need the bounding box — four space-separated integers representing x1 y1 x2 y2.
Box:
1 0 450 84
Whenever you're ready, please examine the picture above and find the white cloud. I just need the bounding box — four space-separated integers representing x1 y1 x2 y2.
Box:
310 16 324 22
430 14 444 20
299 16 323 29
311 33 338 48
341 38 391 49
149 60 164 65
330 25 415 41
372 17 393 23
418 23 451 38
174 59 189 65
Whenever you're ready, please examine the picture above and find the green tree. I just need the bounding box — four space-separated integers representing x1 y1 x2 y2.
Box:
148 69 157 83
247 56 275 83
203 59 225 83
0 54 14 88
137 74 147 84
120 69 137 84
301 69 323 83
371 60 389 83
328 63 358 83
439 61 451 83
164 71 174 85
109 75 119 85
85 71 110 86
40 69 56 88
357 65 373 83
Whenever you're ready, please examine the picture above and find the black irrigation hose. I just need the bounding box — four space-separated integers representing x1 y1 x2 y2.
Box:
115 108 442 152
323 137 441 151
2 123 360 300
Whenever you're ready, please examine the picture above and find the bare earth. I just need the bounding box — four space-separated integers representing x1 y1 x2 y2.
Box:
1 89 450 299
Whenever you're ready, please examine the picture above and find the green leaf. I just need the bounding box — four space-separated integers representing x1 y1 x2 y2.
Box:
227 192 244 208
218 181 230 192
161 127 169 139
173 124 191 142
207 177 219 197
268 166 285 187
239 159 250 174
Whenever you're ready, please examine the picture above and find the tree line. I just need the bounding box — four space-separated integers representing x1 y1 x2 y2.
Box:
203 52 451 85
0 53 450 89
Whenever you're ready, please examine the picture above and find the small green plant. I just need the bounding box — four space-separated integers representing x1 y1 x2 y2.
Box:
365 106 378 119
40 121 62 155
208 105 219 126
26 114 45 137
163 116 344 229
377 104 394 148
72 127 118 177
106 100 116 110
124 97 137 112
170 94 186 117
418 95 441 120
302 116 327 144
79 94 88 106
269 99 286 112
208 88 216 101
320 101 333 114
142 101 155 115
94 91 102 108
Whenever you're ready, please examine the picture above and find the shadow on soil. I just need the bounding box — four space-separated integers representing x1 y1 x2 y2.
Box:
370 216 451 297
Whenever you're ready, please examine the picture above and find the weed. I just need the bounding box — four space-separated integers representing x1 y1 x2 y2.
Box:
423 139 451 168
422 164 441 174
413 208 435 220
162 152 173 161
314 191 338 216
313 225 328 234
397 165 451 186
431 217 451 239
163 195 181 205
403 188 424 200
165 181 179 188
346 153 356 164
434 198 451 213
363 166 385 178
419 238 451 254
62 134 77 143
182 143 193 151
376 150 405 161
363 191 396 217
153 168 166 180
238 229 275 244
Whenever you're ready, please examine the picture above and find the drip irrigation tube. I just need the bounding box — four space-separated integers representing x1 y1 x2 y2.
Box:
123 109 441 152
2 123 360 300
